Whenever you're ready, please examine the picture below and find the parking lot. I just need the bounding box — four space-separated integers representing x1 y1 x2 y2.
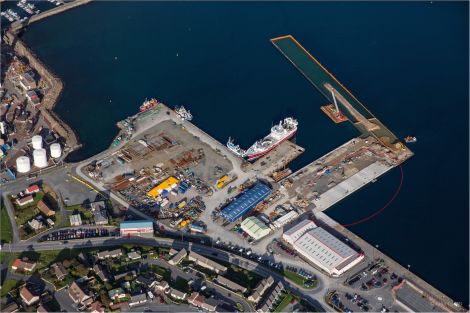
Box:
40 227 115 241
345 259 402 292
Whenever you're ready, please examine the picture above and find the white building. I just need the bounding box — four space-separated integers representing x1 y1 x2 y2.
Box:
241 216 271 241
283 220 364 277
69 214 83 227
273 210 299 229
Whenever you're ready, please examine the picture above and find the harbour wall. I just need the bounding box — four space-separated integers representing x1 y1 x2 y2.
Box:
9 0 93 32
3 32 81 153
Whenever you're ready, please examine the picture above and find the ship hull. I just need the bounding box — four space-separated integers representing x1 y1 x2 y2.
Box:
245 129 297 161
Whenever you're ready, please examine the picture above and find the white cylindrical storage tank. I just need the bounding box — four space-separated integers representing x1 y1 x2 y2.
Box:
33 148 48 168
31 135 43 150
16 156 31 173
50 143 62 159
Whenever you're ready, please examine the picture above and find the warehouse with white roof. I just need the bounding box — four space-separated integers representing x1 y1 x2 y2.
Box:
283 220 364 276
241 216 271 241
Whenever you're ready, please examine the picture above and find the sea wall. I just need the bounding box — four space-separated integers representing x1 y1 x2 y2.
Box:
3 32 81 153
9 0 93 32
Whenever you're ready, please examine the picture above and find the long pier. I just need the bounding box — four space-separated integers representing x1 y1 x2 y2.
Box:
271 35 464 311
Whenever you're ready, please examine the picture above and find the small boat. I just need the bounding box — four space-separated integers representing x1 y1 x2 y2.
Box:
174 106 193 121
404 136 417 143
139 98 159 112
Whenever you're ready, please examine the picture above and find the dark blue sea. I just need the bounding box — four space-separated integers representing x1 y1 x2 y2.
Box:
18 1 469 306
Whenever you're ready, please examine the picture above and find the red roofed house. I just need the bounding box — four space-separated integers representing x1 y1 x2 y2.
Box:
20 286 40 306
12 258 37 273
37 200 55 217
89 301 105 313
25 185 40 194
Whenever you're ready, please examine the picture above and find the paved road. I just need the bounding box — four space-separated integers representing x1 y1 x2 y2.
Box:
1 193 20 243
3 236 327 311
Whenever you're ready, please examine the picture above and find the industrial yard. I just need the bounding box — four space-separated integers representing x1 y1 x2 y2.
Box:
283 136 412 211
81 107 235 232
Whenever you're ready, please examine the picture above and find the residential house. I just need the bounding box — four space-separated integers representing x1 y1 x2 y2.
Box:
89 301 105 313
1 302 19 313
68 281 93 306
127 251 141 260
188 292 218 312
36 304 49 313
26 90 40 106
154 280 169 292
20 286 40 306
109 302 129 311
96 249 122 260
90 201 108 225
215 275 247 293
16 195 34 206
108 288 126 301
136 274 157 289
129 293 147 307
188 251 227 274
28 219 44 231
166 288 187 301
256 281 285 313
51 262 68 280
93 264 110 282
37 200 55 217
12 258 37 273
248 276 275 303
113 270 136 281
168 248 186 266
25 185 40 194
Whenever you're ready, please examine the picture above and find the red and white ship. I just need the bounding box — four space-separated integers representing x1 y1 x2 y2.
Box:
227 117 298 161
139 98 159 112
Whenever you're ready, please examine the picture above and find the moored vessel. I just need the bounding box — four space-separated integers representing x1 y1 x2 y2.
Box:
174 106 193 121
139 98 159 112
404 136 417 143
227 117 298 161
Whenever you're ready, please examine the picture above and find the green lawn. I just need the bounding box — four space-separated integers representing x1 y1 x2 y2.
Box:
283 270 317 289
1 279 19 297
170 277 190 293
206 257 263 290
0 206 13 244
274 293 293 313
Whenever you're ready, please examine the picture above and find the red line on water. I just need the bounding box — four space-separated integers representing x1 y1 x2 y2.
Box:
341 164 404 227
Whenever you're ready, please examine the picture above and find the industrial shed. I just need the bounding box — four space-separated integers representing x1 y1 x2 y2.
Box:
220 182 271 222
241 216 270 240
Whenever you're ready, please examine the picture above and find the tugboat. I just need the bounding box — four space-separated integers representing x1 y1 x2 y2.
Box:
174 106 193 121
404 136 417 143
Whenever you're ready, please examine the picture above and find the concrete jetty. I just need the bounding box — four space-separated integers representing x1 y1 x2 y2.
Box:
9 0 93 33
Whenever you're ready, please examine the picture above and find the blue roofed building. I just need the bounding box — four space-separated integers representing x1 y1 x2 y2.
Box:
120 220 154 237
220 182 271 222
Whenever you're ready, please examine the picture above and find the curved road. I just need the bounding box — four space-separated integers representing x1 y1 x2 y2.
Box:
3 236 328 311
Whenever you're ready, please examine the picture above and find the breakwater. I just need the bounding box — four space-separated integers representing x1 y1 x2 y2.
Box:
3 32 81 153
9 0 93 32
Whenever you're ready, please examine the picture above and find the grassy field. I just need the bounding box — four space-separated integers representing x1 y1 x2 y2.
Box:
0 206 13 244
0 279 19 297
274 293 293 313
283 270 317 289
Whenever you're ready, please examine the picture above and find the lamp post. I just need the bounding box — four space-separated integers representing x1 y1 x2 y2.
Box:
374 244 379 261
